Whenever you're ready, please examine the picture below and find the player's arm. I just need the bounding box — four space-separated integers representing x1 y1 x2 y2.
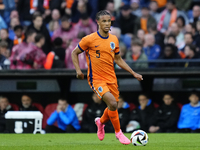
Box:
71 46 84 79
114 54 143 81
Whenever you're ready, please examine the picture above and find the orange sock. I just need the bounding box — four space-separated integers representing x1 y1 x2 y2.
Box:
108 109 120 133
100 107 110 124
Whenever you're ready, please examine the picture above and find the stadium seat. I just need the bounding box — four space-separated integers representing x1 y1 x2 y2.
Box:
153 103 159 108
72 103 88 123
32 103 44 113
177 103 183 110
128 103 136 111
10 103 19 111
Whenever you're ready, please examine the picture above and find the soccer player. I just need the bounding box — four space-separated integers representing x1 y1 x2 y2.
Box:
71 10 143 145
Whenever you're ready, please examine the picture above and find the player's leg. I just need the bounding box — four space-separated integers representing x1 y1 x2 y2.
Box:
103 84 130 145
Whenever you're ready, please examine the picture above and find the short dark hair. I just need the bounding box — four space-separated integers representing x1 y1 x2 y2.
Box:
61 15 71 22
185 44 196 53
96 10 111 21
184 32 193 39
167 0 175 5
32 13 42 20
58 99 67 103
176 16 186 27
80 13 89 20
164 43 176 50
139 93 150 99
14 25 23 31
0 95 9 101
53 37 63 46
167 34 176 41
0 41 8 48
131 39 143 47
163 93 173 98
35 34 45 43
147 23 157 31
189 90 199 97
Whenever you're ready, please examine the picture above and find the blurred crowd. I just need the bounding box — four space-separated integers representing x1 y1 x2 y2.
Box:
0 0 200 70
1 91 200 133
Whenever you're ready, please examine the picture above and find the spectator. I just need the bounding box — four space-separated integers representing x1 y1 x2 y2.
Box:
0 29 13 52
71 0 92 23
27 13 52 54
105 1 116 17
51 9 61 23
52 16 77 49
46 98 81 133
65 31 87 69
165 33 176 45
157 0 188 34
48 20 60 37
17 0 43 26
182 32 195 50
10 30 36 69
74 13 96 36
158 44 180 67
184 44 200 67
0 96 13 133
114 5 138 35
189 5 200 25
126 39 148 68
81 93 106 133
130 0 141 17
2 0 16 25
149 93 180 133
135 6 157 34
143 34 161 65
9 17 20 41
19 95 39 111
152 0 167 9
0 41 10 59
148 23 165 50
178 91 200 133
185 23 196 39
13 25 25 46
149 1 160 22
126 93 155 132
0 15 7 30
137 29 145 45
27 34 47 69
44 37 65 69
176 16 186 34
0 52 10 70
169 23 184 50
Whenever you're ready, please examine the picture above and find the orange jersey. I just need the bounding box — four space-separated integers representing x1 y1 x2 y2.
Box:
78 31 120 85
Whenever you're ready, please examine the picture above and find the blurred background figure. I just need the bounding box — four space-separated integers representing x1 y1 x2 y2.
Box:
0 96 13 133
177 91 200 133
149 93 180 133
20 95 39 111
46 98 80 133
126 93 156 133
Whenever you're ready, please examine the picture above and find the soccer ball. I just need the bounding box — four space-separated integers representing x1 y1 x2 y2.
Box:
130 130 148 146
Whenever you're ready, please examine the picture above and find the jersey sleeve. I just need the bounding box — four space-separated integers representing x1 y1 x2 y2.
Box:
78 36 90 52
114 38 120 55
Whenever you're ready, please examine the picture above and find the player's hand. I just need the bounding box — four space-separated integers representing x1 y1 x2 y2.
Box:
76 72 84 80
133 72 143 81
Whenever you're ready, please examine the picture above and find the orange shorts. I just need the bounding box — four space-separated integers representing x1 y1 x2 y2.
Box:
89 81 119 102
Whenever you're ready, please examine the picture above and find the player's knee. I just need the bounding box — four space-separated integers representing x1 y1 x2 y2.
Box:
109 100 117 111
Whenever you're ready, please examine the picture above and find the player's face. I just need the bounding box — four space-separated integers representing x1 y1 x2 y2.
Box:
163 95 173 105
189 94 199 105
97 15 111 33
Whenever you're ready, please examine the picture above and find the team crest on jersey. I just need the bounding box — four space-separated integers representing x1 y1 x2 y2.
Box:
110 42 115 50
98 86 103 93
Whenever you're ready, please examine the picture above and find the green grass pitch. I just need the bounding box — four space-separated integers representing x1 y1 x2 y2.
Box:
0 133 199 150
